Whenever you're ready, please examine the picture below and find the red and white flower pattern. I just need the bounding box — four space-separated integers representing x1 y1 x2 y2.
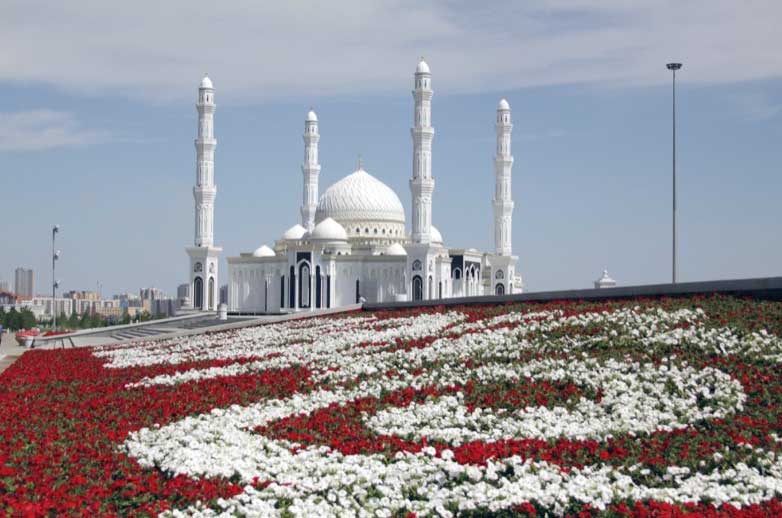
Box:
3 296 782 517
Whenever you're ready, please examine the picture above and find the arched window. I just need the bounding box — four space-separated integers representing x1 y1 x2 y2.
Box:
428 276 433 300
355 279 361 304
315 266 322 309
208 277 215 309
438 281 442 299
495 283 505 296
299 263 310 309
289 266 296 308
412 275 423 301
193 277 203 310
453 268 461 280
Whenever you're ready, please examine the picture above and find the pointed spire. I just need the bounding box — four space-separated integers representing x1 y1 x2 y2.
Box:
358 154 363 171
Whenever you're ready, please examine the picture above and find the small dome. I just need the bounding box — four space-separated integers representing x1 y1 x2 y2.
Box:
306 108 318 122
310 217 347 241
416 58 430 74
200 75 213 89
282 224 307 241
430 225 443 244
498 98 510 110
252 245 275 257
385 243 407 256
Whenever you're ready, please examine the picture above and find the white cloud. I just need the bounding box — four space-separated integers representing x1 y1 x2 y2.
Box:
0 110 108 151
0 0 780 101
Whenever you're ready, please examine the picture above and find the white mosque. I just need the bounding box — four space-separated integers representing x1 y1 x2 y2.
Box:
185 58 522 313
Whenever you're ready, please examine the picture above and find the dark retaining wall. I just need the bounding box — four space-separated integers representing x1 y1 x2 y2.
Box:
363 276 782 312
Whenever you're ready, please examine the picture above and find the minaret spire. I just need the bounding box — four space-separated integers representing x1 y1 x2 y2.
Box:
493 98 514 256
410 57 435 243
187 74 221 311
194 74 216 247
301 107 320 232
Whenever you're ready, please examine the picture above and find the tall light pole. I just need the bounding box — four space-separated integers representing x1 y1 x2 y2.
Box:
52 225 61 329
666 62 682 284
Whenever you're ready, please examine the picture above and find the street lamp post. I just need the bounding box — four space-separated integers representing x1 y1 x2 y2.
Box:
52 225 60 329
666 62 682 284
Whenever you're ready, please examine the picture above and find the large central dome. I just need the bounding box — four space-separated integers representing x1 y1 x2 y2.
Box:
315 168 406 232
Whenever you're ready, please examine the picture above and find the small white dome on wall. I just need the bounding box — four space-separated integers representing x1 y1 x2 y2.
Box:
385 243 407 256
311 217 347 241
200 75 213 89
252 245 275 257
282 224 307 241
430 225 443 244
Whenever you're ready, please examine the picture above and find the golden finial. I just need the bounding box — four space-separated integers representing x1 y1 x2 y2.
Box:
358 154 363 170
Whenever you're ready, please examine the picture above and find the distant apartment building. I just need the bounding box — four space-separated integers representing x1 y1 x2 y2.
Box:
114 293 143 310
31 297 74 318
14 268 34 300
140 287 166 312
0 280 10 292
0 290 16 305
177 283 191 300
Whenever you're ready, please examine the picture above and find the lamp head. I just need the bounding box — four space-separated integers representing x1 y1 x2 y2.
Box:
53 224 60 233
53 280 60 289
666 63 682 71
54 250 61 260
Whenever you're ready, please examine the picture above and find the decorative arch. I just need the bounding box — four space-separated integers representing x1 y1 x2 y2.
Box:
194 276 203 310
299 262 311 309
412 275 423 302
495 283 505 296
208 277 215 310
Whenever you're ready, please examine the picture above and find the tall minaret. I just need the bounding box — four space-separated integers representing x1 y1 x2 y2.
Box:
493 98 514 256
186 74 221 311
195 75 217 247
301 108 320 232
410 57 435 244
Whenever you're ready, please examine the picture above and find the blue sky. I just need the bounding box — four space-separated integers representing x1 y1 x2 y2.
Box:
1 1 780 296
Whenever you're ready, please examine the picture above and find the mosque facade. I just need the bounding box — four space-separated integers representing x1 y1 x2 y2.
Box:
185 59 522 313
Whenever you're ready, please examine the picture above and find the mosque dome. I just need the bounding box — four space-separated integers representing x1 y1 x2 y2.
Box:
310 217 347 241
252 245 275 257
282 224 307 241
384 243 407 256
416 58 430 74
315 168 406 236
498 98 510 110
200 75 213 89
430 225 443 244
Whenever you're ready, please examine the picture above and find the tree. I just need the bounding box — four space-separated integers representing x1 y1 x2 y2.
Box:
57 312 68 330
19 309 37 330
6 308 21 331
0 307 6 329
120 311 131 325
67 311 79 329
79 311 91 329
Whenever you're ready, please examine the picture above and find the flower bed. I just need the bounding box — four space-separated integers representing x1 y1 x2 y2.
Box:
2 295 782 516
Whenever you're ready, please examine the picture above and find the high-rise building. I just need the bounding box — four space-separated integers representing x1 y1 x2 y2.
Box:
14 268 34 300
0 280 10 292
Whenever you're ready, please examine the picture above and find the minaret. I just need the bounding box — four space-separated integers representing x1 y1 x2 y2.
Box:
301 108 320 232
410 57 435 243
186 74 221 311
493 98 514 256
195 75 217 247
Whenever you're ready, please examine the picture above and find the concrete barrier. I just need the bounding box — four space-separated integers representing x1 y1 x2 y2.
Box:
363 276 782 312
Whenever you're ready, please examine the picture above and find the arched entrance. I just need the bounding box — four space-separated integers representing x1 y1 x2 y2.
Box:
495 283 505 295
194 277 203 309
412 275 423 301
